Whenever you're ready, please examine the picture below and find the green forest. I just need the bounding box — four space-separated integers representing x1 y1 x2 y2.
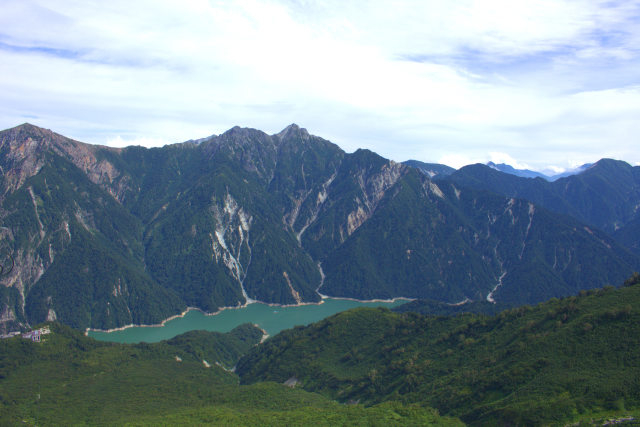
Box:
237 274 640 426
2 275 640 425
0 323 459 426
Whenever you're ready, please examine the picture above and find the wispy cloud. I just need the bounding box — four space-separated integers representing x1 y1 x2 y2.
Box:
1 0 639 171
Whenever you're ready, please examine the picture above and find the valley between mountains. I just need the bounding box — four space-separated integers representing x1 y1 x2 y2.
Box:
1 123 639 333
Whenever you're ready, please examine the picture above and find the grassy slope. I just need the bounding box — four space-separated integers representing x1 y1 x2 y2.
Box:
237 277 640 425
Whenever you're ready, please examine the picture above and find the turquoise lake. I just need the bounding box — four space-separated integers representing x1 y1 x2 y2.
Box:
88 298 408 343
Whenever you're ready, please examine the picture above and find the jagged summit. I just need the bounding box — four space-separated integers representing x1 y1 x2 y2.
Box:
275 123 310 140
280 123 301 132
219 125 268 139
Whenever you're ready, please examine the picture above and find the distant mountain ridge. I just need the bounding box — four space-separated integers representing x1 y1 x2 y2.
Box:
402 160 455 179
1 123 638 332
403 159 593 182
445 159 640 254
486 161 593 181
547 163 593 180
487 161 549 179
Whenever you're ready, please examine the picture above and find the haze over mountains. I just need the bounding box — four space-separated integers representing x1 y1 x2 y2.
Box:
402 159 594 182
485 161 593 181
1 123 639 333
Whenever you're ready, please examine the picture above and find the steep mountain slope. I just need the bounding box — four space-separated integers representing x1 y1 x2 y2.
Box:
615 216 640 255
320 169 638 304
444 159 640 253
0 125 184 330
237 277 640 426
1 123 639 332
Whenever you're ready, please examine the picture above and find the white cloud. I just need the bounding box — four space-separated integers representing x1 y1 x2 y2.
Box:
438 154 484 170
488 153 530 170
543 165 567 174
106 135 170 148
1 0 639 171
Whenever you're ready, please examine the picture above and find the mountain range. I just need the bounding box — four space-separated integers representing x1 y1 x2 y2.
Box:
486 161 593 181
1 123 639 332
437 159 640 254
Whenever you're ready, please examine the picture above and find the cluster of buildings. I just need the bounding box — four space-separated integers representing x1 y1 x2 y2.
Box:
1 326 51 342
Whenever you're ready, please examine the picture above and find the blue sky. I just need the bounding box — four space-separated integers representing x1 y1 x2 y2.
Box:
1 0 639 172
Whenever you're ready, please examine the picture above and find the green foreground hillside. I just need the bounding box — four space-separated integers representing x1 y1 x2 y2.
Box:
238 275 640 426
0 323 459 426
4 277 640 425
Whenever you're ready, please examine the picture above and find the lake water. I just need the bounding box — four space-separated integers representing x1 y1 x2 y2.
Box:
88 298 407 343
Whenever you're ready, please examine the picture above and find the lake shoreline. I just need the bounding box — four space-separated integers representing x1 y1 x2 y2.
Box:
85 296 414 335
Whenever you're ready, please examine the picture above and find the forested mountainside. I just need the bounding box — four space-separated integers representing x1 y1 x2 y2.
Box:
442 160 640 254
1 123 639 331
0 322 460 425
237 275 640 426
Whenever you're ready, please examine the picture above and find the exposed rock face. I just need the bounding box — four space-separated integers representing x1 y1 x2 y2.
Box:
0 122 638 332
346 161 405 237
210 193 254 302
0 124 124 199
208 126 278 180
0 125 48 194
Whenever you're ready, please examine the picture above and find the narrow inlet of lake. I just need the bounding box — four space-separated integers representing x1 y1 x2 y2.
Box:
88 298 408 343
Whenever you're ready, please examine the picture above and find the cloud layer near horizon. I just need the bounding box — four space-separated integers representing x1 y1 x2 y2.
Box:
1 0 639 171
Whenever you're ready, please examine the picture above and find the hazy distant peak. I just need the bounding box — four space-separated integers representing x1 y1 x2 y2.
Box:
402 160 455 179
486 161 549 180
547 163 593 181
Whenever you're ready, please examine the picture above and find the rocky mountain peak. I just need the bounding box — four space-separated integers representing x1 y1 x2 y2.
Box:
216 126 272 148
8 122 53 139
275 123 310 141
0 123 123 199
219 125 261 138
